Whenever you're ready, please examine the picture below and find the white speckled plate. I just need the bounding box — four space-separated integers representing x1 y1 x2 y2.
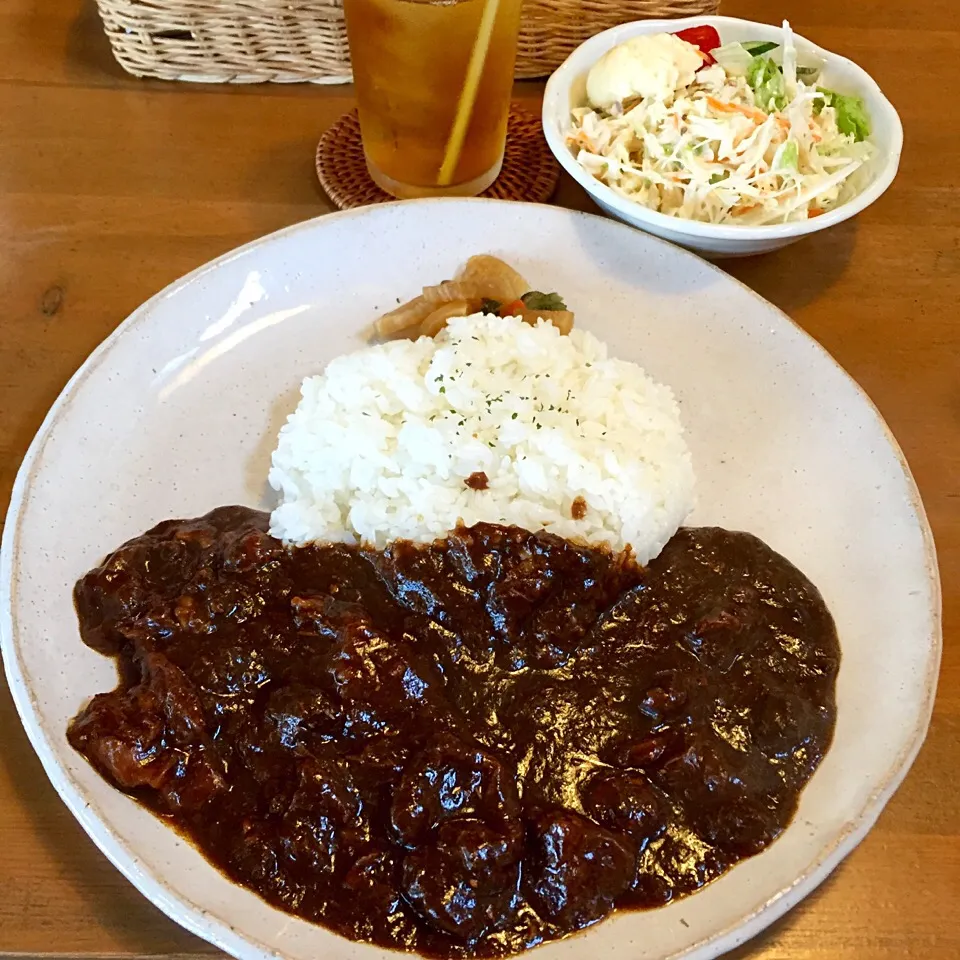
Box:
0 200 940 960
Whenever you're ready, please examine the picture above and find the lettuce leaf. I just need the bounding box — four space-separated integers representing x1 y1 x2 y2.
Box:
747 56 787 112
774 140 799 170
817 87 871 142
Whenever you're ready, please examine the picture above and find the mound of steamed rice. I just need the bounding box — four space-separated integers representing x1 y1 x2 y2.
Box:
268 314 694 563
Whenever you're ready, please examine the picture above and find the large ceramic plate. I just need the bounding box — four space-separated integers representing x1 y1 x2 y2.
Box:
1 200 940 960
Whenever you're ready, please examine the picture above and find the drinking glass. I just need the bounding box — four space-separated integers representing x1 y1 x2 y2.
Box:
344 0 523 199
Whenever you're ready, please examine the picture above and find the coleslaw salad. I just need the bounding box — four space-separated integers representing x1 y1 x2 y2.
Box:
567 20 876 225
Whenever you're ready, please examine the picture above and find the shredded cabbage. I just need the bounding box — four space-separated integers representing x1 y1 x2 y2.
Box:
567 19 874 225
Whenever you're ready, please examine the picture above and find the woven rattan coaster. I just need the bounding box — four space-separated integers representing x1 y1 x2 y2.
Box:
316 108 560 209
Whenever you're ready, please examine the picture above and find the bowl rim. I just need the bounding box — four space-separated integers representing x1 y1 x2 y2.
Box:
542 15 904 240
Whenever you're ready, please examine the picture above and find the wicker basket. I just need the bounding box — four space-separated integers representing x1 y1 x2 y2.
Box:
96 0 720 84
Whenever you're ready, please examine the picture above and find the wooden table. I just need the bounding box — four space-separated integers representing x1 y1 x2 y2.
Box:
1 0 957 956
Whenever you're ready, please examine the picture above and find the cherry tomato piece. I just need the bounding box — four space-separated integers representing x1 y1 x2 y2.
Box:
674 25 722 65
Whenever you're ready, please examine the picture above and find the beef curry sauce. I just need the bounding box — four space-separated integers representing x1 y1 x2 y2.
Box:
68 506 839 957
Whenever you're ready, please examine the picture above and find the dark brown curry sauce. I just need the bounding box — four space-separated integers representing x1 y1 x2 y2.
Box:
68 506 839 957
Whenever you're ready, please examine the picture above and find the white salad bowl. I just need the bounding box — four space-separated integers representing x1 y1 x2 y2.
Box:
542 16 903 258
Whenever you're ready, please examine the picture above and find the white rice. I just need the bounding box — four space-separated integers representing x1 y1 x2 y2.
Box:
268 314 694 563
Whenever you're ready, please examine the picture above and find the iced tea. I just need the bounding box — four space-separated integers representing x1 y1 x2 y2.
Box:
344 0 522 198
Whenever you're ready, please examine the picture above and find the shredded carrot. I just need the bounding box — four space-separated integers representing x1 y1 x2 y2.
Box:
500 299 526 317
706 96 768 124
568 131 596 152
808 207 825 218
732 203 759 217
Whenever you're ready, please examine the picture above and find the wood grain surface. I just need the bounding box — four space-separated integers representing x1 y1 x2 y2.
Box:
0 0 957 957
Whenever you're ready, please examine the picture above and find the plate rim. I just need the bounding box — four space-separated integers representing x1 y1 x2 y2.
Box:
0 198 943 960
